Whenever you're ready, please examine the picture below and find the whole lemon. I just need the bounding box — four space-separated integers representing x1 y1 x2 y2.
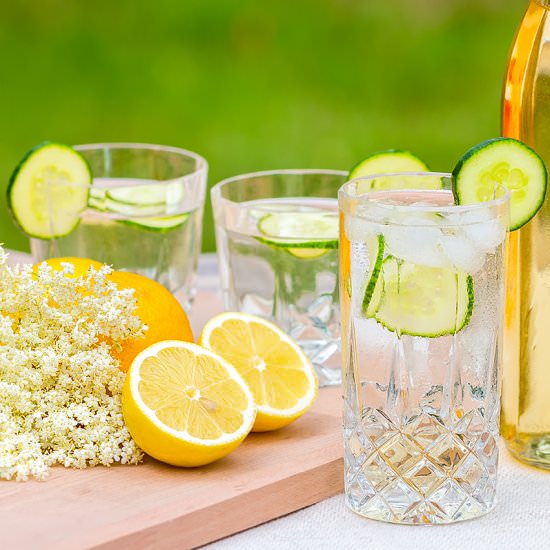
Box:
33 258 194 372
33 257 104 278
107 270 194 372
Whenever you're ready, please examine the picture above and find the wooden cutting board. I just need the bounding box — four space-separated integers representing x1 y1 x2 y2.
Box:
0 387 343 550
0 254 344 550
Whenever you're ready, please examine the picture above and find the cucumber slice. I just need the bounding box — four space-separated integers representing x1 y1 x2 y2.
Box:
362 234 385 317
88 189 175 216
87 183 188 232
257 211 338 259
453 137 547 231
118 213 189 232
349 150 441 192
374 257 474 337
7 142 91 239
88 195 105 212
106 199 168 216
89 187 106 201
107 183 183 207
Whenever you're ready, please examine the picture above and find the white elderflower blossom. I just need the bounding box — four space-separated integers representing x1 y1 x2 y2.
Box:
0 251 145 481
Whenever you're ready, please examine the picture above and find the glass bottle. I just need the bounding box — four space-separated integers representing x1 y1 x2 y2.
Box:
502 0 550 468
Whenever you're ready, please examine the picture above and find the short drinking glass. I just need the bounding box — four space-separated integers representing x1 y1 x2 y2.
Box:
211 169 347 386
339 173 509 524
30 143 208 311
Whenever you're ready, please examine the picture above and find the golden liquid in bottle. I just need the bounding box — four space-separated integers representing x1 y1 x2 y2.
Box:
502 0 550 468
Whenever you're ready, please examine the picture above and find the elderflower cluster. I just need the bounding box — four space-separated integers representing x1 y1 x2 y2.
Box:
0 249 145 480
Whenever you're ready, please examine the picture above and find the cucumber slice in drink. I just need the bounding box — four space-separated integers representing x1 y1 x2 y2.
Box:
362 234 385 317
89 187 106 201
373 257 474 337
87 182 188 232
107 183 183 207
88 195 105 212
7 142 91 239
88 186 183 217
453 137 547 231
349 150 441 192
118 213 189 232
257 211 338 259
108 199 169 216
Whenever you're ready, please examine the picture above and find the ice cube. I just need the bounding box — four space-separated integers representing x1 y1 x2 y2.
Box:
462 219 507 253
446 209 507 253
381 216 450 268
438 232 486 273
346 209 505 275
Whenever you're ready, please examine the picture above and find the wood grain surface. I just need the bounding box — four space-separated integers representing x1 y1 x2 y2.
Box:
0 252 344 550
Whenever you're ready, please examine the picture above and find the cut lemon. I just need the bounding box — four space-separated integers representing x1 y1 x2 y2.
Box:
199 313 318 432
122 340 256 467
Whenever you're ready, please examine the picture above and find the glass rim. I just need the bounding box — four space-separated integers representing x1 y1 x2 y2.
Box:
339 171 510 215
72 141 208 168
211 168 348 198
45 142 209 190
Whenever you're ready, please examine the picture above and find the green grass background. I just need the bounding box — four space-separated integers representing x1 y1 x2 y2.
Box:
0 0 526 253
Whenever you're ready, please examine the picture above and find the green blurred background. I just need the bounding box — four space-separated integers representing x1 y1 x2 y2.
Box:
0 0 526 253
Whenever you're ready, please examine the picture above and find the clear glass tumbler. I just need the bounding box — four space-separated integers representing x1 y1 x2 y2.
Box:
339 173 509 524
30 143 208 311
211 169 347 387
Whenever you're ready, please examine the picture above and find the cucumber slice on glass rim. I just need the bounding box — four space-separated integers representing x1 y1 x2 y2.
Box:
7 142 91 239
349 150 441 192
257 211 338 259
452 137 547 231
373 257 474 337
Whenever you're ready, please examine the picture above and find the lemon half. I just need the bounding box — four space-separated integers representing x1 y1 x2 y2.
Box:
200 313 318 432
122 340 256 467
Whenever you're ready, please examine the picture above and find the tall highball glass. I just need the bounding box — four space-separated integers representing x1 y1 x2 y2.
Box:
339 173 509 524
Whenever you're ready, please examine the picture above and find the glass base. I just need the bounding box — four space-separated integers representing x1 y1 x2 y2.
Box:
344 407 499 525
505 436 550 470
346 498 495 525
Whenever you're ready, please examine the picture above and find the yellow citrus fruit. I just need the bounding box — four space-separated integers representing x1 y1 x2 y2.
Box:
106 271 194 372
32 260 193 371
30 257 105 312
33 257 104 278
122 340 256 466
199 312 318 432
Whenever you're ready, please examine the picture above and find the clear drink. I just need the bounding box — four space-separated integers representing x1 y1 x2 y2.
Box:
30 144 207 311
339 174 509 524
502 0 550 468
211 170 346 386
